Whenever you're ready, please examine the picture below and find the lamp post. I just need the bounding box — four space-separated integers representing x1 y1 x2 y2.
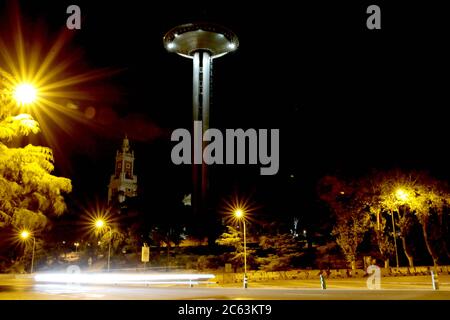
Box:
234 209 248 288
94 219 112 272
19 230 36 274
390 211 400 268
392 188 410 268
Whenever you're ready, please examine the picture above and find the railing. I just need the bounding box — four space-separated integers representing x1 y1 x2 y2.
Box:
215 266 450 284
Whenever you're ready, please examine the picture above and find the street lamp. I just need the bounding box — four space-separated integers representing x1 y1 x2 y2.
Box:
1 70 39 106
19 230 36 274
390 210 400 268
391 188 410 268
13 82 37 106
74 242 80 253
395 188 409 202
234 208 248 288
94 219 112 272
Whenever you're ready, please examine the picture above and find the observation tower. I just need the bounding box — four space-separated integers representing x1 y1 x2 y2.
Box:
164 23 239 215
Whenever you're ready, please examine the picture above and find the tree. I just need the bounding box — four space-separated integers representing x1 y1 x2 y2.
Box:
216 226 243 261
97 227 125 254
377 170 450 266
319 170 450 268
318 176 371 270
369 210 395 268
257 233 303 271
362 173 413 268
216 226 256 271
149 224 186 267
332 213 370 270
0 85 71 269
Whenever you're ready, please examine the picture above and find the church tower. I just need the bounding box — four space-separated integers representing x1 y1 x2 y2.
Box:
108 136 138 204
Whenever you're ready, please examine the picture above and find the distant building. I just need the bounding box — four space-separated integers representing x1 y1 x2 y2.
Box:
107 136 138 204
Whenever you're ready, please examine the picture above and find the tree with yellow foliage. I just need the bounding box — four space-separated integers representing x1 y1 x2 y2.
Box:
0 84 72 235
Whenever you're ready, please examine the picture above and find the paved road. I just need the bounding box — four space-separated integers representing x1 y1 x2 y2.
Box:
0 276 449 300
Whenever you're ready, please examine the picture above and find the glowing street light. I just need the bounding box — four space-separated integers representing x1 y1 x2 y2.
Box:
19 230 36 274
94 219 112 272
20 230 30 239
235 209 244 219
233 208 248 289
13 82 38 106
395 188 409 202
95 219 105 229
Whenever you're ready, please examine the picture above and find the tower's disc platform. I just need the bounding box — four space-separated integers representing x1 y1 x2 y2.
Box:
164 23 239 58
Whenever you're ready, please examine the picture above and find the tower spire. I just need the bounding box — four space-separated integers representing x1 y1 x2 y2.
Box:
122 134 130 153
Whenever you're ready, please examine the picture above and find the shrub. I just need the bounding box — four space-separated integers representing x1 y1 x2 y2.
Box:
197 255 223 271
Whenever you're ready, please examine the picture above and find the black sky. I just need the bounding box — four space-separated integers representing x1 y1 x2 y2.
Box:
2 0 449 229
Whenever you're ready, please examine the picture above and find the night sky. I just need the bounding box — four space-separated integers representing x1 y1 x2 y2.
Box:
2 1 448 231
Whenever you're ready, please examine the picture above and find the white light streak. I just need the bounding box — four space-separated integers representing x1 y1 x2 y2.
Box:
34 273 215 285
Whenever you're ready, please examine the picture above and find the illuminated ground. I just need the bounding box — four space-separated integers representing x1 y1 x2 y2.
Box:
0 275 449 300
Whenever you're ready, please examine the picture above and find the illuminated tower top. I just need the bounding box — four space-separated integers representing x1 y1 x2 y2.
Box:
163 22 239 58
